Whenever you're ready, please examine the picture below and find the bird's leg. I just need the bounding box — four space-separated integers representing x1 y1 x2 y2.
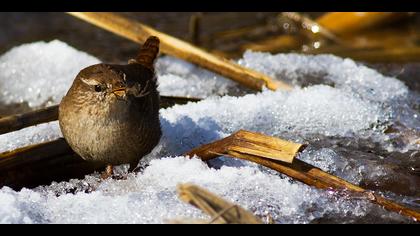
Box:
128 160 140 173
101 164 114 179
107 161 139 181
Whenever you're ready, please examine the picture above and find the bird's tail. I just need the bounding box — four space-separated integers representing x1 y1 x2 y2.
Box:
130 36 160 71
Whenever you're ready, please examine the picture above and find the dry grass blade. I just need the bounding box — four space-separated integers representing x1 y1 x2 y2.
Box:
176 183 262 224
185 130 420 222
0 95 201 135
67 12 291 91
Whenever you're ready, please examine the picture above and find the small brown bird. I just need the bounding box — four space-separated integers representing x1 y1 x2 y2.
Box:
59 36 162 179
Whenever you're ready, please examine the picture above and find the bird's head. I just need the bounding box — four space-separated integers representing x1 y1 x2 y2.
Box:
71 63 156 106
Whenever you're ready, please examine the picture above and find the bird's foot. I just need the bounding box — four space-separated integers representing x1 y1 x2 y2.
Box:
100 164 114 180
128 161 149 175
112 174 128 180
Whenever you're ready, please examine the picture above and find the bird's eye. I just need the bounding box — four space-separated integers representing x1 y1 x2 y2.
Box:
94 85 103 92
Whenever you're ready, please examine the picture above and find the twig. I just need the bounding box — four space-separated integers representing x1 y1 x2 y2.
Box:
66 12 291 91
185 130 420 222
176 183 263 224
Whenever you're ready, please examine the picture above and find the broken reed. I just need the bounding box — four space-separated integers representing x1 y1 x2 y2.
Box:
0 95 201 135
175 183 262 224
185 130 420 222
67 12 291 91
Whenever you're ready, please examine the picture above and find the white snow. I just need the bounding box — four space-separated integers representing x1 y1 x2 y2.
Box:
0 41 417 224
156 56 237 97
0 121 61 153
1 157 376 224
0 40 100 108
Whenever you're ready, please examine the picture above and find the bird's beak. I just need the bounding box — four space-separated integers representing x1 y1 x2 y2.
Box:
112 87 126 97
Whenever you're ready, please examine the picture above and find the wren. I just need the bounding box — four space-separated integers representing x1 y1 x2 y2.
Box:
59 36 162 178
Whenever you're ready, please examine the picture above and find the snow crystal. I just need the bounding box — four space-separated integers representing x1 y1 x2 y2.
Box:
156 56 237 97
0 121 61 153
0 40 100 108
158 85 385 152
238 51 408 103
0 41 418 224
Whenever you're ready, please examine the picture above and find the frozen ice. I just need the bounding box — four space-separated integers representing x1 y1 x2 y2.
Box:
0 41 419 224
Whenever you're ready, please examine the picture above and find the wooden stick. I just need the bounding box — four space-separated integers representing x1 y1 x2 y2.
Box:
0 139 72 170
176 183 262 224
0 106 58 135
0 138 102 189
185 130 420 222
66 12 291 92
0 95 201 135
